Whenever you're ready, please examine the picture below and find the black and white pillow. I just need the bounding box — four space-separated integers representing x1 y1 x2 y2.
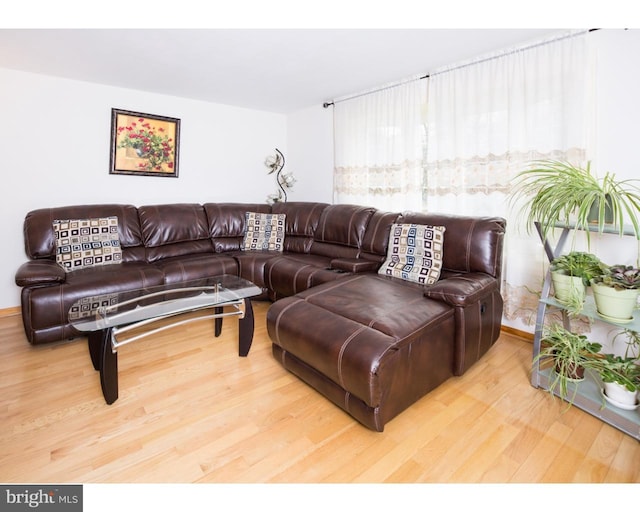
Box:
242 212 286 251
53 216 123 272
378 223 445 284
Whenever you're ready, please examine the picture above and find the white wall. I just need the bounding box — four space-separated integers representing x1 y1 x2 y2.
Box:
285 104 334 203
576 29 640 270
0 67 286 309
593 29 640 189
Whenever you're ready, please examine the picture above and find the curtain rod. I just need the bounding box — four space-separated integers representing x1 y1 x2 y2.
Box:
322 28 600 109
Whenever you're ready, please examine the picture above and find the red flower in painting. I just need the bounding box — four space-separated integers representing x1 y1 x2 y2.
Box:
117 117 175 172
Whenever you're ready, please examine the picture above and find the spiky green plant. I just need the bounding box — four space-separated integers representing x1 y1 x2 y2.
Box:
533 322 602 405
509 160 640 246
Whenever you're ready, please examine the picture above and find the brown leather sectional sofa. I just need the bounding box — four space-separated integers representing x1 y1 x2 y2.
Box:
15 201 506 431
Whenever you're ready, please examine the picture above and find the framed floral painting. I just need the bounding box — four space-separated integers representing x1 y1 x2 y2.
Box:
109 108 180 177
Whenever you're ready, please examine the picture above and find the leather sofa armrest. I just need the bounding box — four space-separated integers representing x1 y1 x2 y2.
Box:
330 258 380 273
423 273 498 307
15 260 66 287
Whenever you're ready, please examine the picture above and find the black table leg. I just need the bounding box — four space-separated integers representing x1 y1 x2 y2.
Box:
238 298 254 357
88 329 108 370
99 327 119 404
214 306 223 337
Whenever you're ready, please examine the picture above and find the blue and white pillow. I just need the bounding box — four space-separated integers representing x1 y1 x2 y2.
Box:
378 223 445 284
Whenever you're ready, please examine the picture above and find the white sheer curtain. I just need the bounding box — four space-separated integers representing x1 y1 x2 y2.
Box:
333 78 426 212
332 31 596 332
423 31 595 330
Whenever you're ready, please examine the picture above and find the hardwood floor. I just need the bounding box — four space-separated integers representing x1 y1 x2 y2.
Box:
1 301 639 486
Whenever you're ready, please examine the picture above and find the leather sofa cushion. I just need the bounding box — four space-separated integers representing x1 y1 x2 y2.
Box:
139 204 213 262
398 212 505 279
272 202 329 253
359 210 400 263
21 262 165 335
204 203 271 252
264 253 347 299
294 274 452 339
312 204 376 252
151 253 239 285
268 274 455 409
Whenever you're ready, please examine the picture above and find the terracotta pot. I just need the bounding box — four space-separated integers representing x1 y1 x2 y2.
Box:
556 361 585 381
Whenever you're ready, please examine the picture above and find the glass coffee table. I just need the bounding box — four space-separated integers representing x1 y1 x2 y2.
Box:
69 275 262 404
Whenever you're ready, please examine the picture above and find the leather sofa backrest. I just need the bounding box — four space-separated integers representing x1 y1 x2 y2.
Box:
359 210 401 263
22 204 145 262
397 212 506 280
138 203 212 262
203 203 272 253
311 204 376 259
272 202 330 254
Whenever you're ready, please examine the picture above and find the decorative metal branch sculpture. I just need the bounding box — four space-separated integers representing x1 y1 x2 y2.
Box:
265 148 296 204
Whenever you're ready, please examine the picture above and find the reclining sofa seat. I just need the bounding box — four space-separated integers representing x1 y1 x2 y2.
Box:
203 201 346 298
264 203 398 300
15 201 355 344
267 212 506 432
137 203 239 285
16 204 163 344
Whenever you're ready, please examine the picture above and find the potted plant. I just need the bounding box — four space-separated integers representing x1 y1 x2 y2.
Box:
550 251 604 314
509 159 640 245
533 322 602 405
591 264 640 322
593 353 640 408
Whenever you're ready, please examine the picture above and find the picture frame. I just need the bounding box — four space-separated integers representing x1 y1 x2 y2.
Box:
109 108 180 178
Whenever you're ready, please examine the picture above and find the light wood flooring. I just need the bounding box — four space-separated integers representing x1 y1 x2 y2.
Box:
1 301 639 485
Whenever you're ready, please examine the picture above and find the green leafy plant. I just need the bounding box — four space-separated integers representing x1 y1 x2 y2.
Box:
594 354 640 392
510 159 640 245
533 322 602 404
556 287 587 318
549 252 604 316
551 252 605 287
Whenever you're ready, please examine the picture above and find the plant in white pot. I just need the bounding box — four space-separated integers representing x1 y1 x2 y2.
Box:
550 252 604 315
594 353 640 409
591 264 640 323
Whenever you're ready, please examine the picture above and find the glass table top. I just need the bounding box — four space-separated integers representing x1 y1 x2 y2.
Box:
68 275 262 332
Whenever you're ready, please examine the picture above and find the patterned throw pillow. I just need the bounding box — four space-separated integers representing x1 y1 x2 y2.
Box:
378 223 445 284
242 212 286 251
53 217 123 272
